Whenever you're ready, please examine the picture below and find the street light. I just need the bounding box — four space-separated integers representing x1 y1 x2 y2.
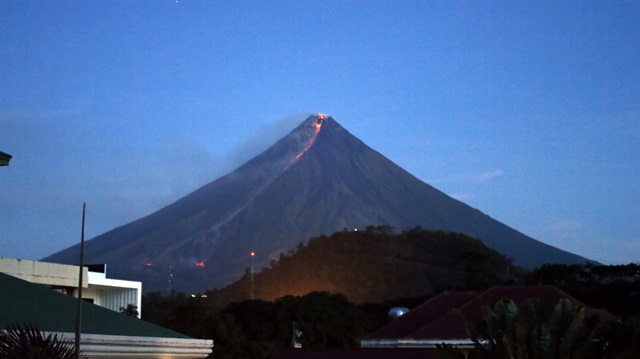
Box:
250 252 255 300
75 203 86 359
0 151 12 166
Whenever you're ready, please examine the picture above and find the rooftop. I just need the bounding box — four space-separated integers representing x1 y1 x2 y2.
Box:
362 285 615 345
0 271 184 338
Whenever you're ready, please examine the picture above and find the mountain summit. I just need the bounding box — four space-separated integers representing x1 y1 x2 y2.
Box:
44 114 590 292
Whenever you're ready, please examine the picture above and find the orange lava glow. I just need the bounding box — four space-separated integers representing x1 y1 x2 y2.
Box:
289 114 326 165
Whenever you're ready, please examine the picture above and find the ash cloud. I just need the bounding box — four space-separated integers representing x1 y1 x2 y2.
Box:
225 112 313 170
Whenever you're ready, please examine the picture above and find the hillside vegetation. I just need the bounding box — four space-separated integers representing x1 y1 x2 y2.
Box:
204 226 525 306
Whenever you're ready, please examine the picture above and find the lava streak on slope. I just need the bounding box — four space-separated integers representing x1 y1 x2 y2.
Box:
286 114 326 168
316 113 325 129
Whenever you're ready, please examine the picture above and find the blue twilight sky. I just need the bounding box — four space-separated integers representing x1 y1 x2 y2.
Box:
1 1 638 265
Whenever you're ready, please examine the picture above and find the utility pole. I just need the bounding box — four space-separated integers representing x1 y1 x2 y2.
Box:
250 252 255 300
75 203 86 359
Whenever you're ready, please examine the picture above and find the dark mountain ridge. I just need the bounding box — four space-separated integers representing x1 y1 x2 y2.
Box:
204 227 527 306
44 114 591 292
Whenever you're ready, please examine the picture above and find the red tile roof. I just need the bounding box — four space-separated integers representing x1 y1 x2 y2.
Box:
364 291 479 340
456 285 615 327
364 285 615 343
278 286 615 358
406 309 468 339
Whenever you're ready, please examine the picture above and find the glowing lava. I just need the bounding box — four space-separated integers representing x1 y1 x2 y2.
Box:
287 114 325 167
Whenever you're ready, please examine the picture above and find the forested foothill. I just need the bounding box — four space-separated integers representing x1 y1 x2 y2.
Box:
205 227 525 306
142 228 639 359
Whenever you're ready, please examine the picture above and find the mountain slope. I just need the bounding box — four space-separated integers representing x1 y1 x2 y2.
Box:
44 114 591 292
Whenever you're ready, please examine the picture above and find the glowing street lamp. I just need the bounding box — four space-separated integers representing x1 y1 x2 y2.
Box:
250 252 255 300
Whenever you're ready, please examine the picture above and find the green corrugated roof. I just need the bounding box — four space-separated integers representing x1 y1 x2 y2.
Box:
0 272 189 338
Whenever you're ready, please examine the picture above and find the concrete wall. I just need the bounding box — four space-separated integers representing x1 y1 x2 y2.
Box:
0 258 141 317
0 257 87 288
86 272 142 317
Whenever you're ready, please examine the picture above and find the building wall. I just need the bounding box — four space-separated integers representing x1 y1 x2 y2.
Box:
0 257 87 287
84 285 140 317
0 257 141 317
87 272 142 317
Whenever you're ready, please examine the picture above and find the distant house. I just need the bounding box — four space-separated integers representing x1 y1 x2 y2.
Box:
0 260 213 358
274 285 614 359
0 258 141 316
361 285 614 349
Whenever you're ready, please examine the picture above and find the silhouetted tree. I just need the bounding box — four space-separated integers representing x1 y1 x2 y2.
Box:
437 298 608 359
0 323 85 359
119 304 139 318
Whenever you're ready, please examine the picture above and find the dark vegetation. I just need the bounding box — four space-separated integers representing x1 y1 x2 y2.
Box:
526 263 640 317
144 291 383 359
119 304 140 318
437 297 639 359
523 263 640 359
0 323 85 359
141 228 640 359
205 227 524 306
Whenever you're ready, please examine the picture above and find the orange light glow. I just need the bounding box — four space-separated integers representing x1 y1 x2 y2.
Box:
250 252 255 257
315 114 325 131
285 115 326 169
196 261 205 268
294 116 325 160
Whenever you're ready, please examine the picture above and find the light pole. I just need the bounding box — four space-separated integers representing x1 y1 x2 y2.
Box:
75 203 86 359
0 151 12 166
250 251 255 300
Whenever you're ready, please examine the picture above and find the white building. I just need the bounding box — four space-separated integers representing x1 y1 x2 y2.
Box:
0 257 141 317
0 270 213 358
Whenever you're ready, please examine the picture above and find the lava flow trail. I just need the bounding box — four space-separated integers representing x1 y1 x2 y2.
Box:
285 114 325 169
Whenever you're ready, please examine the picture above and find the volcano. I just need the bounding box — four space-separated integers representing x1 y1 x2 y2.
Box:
44 114 590 292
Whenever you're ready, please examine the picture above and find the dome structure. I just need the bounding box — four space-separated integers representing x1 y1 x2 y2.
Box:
388 307 409 319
